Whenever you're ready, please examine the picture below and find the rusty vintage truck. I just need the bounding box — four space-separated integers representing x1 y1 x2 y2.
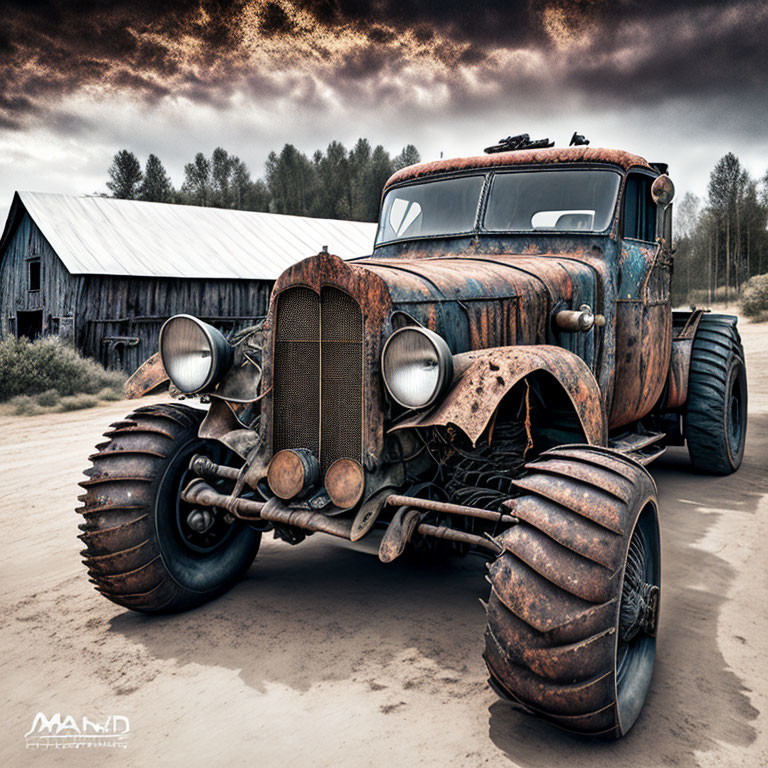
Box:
78 141 747 738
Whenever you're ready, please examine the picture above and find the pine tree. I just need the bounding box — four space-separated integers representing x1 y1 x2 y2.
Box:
370 145 395 216
182 152 213 207
265 144 317 215
393 144 421 171
106 150 143 199
314 141 352 219
246 179 271 212
230 158 270 211
139 154 173 203
349 138 374 221
125 138 421 219
211 147 234 208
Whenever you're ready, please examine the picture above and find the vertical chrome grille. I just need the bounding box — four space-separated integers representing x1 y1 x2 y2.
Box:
273 286 364 473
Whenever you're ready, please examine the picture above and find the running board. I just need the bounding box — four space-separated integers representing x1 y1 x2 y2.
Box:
626 444 667 466
609 430 667 466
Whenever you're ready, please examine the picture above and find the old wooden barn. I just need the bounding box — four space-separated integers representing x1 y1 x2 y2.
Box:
0 192 377 371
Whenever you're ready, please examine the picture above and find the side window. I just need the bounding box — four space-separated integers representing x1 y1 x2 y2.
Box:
28 258 41 291
623 174 656 242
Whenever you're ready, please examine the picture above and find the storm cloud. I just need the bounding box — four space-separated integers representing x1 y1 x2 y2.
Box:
1 0 766 131
0 0 766 216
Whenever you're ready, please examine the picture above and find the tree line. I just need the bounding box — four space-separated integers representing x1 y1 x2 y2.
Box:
106 140 421 222
673 153 768 306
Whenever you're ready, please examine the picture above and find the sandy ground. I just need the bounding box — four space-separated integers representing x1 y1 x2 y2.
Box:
1 317 767 768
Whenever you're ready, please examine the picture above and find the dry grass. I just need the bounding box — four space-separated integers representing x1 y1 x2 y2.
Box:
0 336 125 402
0 337 128 415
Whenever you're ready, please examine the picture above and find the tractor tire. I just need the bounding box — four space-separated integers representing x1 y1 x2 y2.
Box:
77 403 260 613
684 314 747 474
484 445 660 738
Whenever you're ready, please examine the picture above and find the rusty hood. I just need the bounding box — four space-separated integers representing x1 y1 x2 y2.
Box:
269 249 604 354
354 251 604 353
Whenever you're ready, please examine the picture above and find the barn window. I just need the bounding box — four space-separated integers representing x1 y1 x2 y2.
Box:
28 258 41 292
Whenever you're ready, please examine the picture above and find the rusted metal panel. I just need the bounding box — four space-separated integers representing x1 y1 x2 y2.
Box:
673 308 705 340
385 147 653 190
663 309 705 409
249 243 621 479
392 345 606 447
123 352 169 399
363 243 619 410
665 340 693 410
609 240 672 428
360 252 599 355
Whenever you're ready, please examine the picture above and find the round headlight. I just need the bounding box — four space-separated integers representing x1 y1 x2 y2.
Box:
381 327 453 409
159 315 232 394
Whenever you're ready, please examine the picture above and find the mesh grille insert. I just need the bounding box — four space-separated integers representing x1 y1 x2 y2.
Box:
272 286 364 472
273 288 320 456
320 287 363 472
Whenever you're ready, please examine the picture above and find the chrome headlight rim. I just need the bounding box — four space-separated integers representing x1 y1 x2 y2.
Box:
381 326 453 409
159 314 232 395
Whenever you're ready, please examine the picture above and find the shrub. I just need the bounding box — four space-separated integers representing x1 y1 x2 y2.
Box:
0 336 126 402
58 394 100 412
9 394 43 416
98 387 123 402
36 388 61 407
741 274 768 319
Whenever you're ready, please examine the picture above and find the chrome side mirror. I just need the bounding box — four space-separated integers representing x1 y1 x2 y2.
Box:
651 174 675 208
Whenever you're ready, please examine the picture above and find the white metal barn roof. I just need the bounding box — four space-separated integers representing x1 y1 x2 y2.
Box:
5 192 378 280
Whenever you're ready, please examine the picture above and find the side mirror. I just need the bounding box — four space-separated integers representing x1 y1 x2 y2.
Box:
651 174 675 208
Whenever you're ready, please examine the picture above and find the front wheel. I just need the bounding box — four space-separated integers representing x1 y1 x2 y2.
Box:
77 404 260 613
484 446 660 738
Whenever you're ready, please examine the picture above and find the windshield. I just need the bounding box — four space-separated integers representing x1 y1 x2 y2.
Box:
376 175 484 244
375 168 621 244
485 170 620 232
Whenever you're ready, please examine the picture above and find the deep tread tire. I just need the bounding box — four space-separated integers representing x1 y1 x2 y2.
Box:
484 445 660 738
77 404 260 613
684 314 747 474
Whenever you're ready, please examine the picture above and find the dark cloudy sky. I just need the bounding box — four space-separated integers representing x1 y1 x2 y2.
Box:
1 0 767 215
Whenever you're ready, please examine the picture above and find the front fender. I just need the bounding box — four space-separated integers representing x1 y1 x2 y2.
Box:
124 352 169 399
391 345 606 446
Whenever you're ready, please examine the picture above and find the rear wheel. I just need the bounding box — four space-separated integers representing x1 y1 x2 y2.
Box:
77 404 260 613
484 445 660 738
684 314 747 474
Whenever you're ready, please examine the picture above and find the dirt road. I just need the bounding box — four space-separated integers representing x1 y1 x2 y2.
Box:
2 317 767 767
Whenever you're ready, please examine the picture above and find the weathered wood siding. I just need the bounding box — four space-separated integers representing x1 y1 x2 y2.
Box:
78 275 273 370
1 211 274 371
0 213 81 337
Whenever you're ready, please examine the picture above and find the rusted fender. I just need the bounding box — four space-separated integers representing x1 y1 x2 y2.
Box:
391 345 606 446
123 352 169 399
664 309 705 410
